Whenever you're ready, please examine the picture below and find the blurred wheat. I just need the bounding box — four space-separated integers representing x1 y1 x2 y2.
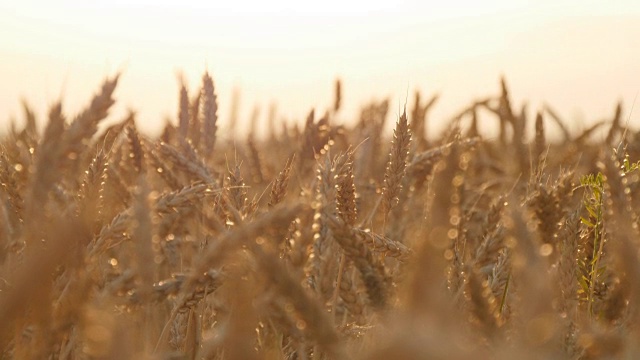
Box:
0 72 638 360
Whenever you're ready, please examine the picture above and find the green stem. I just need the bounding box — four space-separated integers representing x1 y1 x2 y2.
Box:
587 183 604 318
499 272 511 317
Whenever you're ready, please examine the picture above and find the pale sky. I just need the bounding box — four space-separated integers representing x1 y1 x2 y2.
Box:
1 0 639 138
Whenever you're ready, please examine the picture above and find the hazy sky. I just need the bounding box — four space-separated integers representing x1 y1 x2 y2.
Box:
1 0 639 138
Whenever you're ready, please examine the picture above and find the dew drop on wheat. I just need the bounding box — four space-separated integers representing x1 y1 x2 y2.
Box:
284 303 294 313
444 249 454 260
539 244 553 257
560 311 567 319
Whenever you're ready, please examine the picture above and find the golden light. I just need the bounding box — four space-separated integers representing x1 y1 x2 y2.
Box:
1 0 639 137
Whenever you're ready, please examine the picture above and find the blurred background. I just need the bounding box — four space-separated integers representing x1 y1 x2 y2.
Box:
1 0 639 139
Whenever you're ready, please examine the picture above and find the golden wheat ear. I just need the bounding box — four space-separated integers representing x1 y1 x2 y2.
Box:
5 68 640 359
268 154 295 208
201 71 218 162
381 108 411 229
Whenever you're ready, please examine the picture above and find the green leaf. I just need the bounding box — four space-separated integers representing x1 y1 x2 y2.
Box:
578 275 589 292
581 217 594 227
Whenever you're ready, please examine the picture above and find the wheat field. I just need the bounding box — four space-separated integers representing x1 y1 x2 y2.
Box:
0 72 638 359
